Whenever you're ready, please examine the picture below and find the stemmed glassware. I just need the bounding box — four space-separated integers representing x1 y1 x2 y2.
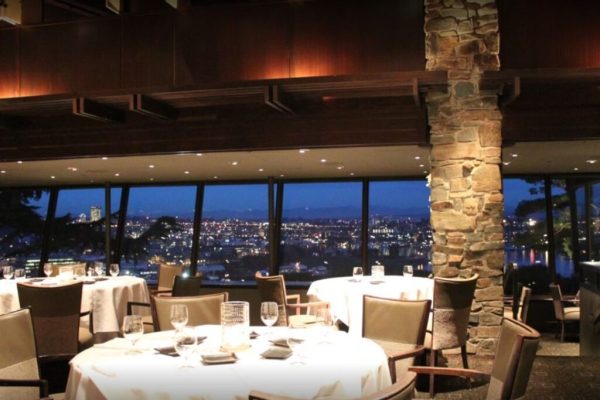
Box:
94 262 104 277
2 266 14 280
43 263 53 278
109 263 120 277
170 304 189 333
122 315 144 353
260 302 279 335
314 307 334 344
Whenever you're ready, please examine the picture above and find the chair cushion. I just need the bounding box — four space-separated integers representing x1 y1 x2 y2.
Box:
50 392 66 400
563 307 580 321
289 314 318 328
78 327 94 350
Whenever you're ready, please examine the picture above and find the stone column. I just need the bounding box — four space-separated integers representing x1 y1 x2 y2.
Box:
425 0 503 355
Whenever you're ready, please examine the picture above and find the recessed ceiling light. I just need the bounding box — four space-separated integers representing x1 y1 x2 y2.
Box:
503 161 511 166
511 153 519 158
231 161 238 166
50 175 55 179
148 165 155 169
196 153 203 157
17 160 23 164
320 159 327 163
149 178 154 181
349 172 355 176
336 165 344 170
184 171 190 174
258 168 264 172
114 173 120 177
0 170 6 174
573 167 579 171
101 157 108 160
67 167 77 172
586 159 597 164
213 175 218 179
419 164 425 168
279 174 285 178
423 170 429 174
414 156 421 160
299 149 309 154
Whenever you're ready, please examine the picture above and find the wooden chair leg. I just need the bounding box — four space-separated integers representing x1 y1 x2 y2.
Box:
388 358 397 384
560 321 565 342
460 344 469 369
429 349 437 398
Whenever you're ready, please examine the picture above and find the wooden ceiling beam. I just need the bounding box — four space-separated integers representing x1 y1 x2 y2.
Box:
129 94 178 120
72 97 124 123
264 85 293 114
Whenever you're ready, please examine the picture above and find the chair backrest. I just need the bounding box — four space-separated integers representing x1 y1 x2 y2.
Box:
363 296 431 345
518 286 532 323
0 308 41 400
17 281 83 357
549 284 564 320
248 372 416 400
157 264 184 292
488 317 540 400
151 292 229 331
172 274 203 297
431 273 478 350
255 272 288 327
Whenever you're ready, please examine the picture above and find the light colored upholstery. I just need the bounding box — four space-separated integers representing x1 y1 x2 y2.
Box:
0 308 41 400
363 296 430 381
255 272 329 327
151 292 228 331
549 284 580 341
248 372 416 400
503 286 532 323
156 264 184 292
48 262 86 277
17 281 90 356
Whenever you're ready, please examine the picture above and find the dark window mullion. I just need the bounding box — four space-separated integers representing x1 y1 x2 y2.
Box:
113 186 129 264
361 179 369 273
190 183 204 276
38 188 58 276
273 180 284 275
544 177 557 283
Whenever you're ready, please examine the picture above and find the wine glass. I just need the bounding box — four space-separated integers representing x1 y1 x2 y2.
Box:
174 327 197 367
260 302 279 335
314 307 334 344
403 265 414 278
14 268 26 281
43 263 53 278
170 304 189 332
94 262 104 277
109 263 120 277
352 266 363 282
122 315 144 352
2 266 14 280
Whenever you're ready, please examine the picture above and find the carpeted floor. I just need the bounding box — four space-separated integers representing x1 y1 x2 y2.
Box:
414 334 600 399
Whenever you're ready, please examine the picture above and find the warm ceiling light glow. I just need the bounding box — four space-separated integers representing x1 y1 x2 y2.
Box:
349 172 355 176
149 178 154 181
258 168 264 172
298 149 309 154
148 165 155 169
511 153 519 158
279 174 285 177
336 165 344 170
586 159 597 164
573 167 579 171
0 170 6 174
423 170 428 174
114 173 120 177
213 176 218 179
50 176 55 179
231 161 238 166
17 160 23 164
90 180 95 183
419 164 425 168
196 153 203 157
67 167 78 171
503 161 511 166
414 156 421 160
184 171 190 174
320 159 327 163
101 157 108 160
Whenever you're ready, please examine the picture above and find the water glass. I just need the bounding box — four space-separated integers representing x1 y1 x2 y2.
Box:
122 315 144 350
372 265 385 280
2 266 14 280
174 327 197 367
109 263 120 277
14 268 26 280
403 265 414 278
352 266 363 282
43 263 53 278
260 302 279 332
170 304 189 332
94 262 104 277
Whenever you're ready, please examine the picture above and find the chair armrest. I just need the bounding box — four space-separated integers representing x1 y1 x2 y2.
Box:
408 366 489 380
151 289 172 296
286 294 300 304
127 301 150 316
249 389 299 400
0 378 49 397
388 345 426 362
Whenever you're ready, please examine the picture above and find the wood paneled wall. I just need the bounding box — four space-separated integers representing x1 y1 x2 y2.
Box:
499 0 600 69
0 0 425 99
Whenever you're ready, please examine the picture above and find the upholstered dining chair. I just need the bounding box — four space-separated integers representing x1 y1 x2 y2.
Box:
150 292 229 331
363 296 431 383
410 317 540 400
425 273 478 397
156 263 184 293
0 308 52 400
17 281 93 358
255 271 329 327
248 371 417 400
503 286 532 323
549 283 580 342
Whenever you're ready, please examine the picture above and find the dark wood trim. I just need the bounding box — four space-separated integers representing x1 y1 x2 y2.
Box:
113 185 129 263
361 178 369 271
268 177 276 273
129 94 179 120
72 98 124 123
273 179 284 274
544 177 557 283
104 182 111 266
189 183 204 276
38 188 58 275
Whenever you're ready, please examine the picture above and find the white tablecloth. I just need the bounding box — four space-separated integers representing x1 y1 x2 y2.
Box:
66 325 391 400
0 276 150 333
307 276 434 336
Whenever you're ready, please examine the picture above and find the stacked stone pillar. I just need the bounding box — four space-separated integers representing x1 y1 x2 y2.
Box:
425 0 503 355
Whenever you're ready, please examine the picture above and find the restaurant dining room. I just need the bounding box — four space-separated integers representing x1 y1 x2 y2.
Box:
0 0 599 399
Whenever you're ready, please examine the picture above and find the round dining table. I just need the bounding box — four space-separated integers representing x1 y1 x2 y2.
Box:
65 325 392 400
307 275 434 336
0 275 150 333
